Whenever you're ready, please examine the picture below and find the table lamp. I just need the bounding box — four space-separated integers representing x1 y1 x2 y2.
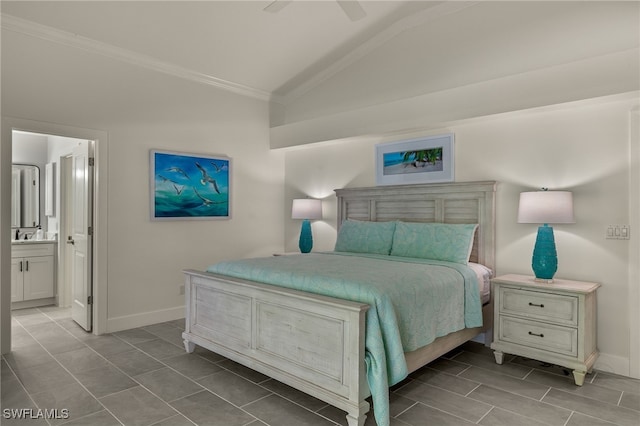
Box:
518 189 574 282
291 199 322 253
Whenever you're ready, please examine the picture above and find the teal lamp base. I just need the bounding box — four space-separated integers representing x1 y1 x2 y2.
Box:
298 219 313 253
531 224 558 282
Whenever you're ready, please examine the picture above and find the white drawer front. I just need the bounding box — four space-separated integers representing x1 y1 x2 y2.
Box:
499 316 577 357
500 287 578 326
12 243 55 258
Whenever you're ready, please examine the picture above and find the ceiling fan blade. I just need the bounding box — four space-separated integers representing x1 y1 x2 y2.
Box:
337 1 366 21
264 0 292 13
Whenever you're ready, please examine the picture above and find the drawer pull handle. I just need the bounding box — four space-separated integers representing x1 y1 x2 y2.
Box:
528 331 544 338
528 302 544 308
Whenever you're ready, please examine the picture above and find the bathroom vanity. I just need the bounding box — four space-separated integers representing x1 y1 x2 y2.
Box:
11 240 57 309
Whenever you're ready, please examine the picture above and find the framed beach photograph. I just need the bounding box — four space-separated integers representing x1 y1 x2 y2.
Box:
150 149 231 220
375 133 454 186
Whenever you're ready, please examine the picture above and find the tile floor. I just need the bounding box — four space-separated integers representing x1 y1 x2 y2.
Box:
2 306 639 426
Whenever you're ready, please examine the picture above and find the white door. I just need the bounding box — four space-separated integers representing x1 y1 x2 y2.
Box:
70 142 93 331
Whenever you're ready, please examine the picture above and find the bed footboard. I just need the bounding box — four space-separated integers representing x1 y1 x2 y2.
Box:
182 269 371 426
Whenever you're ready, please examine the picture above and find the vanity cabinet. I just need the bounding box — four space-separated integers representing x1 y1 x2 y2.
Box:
11 242 56 306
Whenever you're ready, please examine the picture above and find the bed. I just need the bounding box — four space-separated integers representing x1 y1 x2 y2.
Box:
182 181 496 426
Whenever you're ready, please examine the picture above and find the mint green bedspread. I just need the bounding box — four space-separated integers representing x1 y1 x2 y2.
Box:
207 252 482 426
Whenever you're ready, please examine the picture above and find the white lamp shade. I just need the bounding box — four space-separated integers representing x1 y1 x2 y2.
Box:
291 199 322 220
518 191 575 224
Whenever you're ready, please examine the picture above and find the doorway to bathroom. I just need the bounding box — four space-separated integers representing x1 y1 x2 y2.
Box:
1 117 108 354
11 131 94 331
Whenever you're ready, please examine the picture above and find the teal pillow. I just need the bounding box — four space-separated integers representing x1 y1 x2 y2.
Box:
334 220 397 255
390 222 478 264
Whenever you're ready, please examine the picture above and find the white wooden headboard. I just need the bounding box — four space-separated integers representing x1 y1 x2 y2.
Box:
334 181 497 271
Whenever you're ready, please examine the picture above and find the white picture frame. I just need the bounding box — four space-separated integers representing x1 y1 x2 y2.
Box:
375 133 454 186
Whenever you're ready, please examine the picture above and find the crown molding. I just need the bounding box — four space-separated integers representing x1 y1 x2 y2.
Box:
1 14 279 103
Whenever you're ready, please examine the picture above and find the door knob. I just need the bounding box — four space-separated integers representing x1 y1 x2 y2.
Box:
67 236 75 245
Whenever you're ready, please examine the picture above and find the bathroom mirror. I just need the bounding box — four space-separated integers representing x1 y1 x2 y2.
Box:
11 164 40 228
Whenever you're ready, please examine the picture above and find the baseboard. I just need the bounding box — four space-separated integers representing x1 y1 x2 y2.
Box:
12 297 56 310
106 306 184 333
594 352 632 378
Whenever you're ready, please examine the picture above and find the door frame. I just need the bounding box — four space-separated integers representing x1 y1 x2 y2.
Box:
629 106 640 379
1 117 108 353
60 154 74 308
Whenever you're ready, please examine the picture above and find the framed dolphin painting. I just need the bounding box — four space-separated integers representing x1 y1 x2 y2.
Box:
150 150 231 220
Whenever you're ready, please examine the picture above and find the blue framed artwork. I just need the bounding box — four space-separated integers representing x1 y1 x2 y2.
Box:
150 150 231 220
375 133 454 186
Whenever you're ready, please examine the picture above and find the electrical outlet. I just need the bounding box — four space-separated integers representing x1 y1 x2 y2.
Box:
606 225 630 240
179 284 185 295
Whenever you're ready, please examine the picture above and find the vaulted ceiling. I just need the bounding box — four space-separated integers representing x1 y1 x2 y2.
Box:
1 0 440 102
1 0 637 111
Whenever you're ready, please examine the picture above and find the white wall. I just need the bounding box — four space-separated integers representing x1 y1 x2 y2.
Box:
282 2 638 125
12 132 47 164
283 96 638 377
1 26 285 337
271 2 638 148
45 134 84 239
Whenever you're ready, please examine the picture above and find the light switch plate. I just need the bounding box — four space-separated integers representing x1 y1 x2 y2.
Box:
606 225 630 240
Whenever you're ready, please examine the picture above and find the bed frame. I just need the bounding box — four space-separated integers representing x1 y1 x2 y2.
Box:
182 181 496 426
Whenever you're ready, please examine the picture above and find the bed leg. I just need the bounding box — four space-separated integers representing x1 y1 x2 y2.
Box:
184 339 195 353
346 401 369 426
345 413 366 426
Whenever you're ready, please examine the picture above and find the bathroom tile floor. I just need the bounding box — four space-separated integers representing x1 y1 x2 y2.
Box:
3 306 639 425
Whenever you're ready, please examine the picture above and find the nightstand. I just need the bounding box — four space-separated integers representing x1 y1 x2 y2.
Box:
490 274 600 386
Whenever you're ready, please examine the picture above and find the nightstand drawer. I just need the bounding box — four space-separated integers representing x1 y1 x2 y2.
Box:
499 287 578 326
498 316 577 357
